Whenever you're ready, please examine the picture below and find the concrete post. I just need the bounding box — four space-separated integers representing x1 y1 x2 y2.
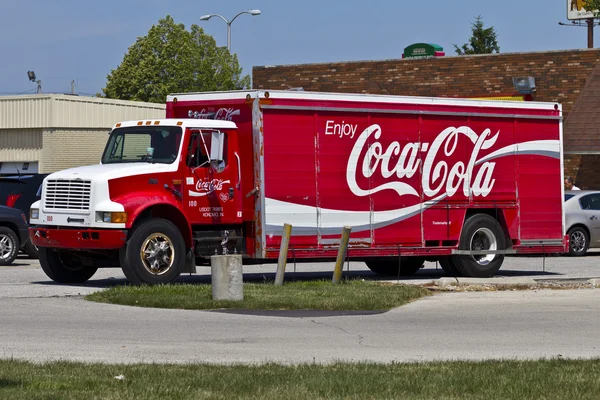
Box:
211 254 243 301
275 223 292 286
332 226 352 284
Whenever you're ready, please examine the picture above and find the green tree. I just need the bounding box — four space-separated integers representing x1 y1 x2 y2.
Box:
583 0 600 17
103 15 250 103
454 16 500 55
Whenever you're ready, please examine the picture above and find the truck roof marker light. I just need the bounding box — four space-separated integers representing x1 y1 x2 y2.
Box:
177 121 183 126
246 94 252 102
145 121 152 125
173 97 178 103
154 121 160 125
115 123 121 128
264 91 270 99
172 179 182 185
137 121 143 125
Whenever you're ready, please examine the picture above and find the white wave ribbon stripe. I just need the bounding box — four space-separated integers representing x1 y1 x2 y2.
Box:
265 194 447 236
476 140 560 165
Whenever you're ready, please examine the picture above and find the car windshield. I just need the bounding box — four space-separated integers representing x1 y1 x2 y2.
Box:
564 194 576 202
102 126 182 164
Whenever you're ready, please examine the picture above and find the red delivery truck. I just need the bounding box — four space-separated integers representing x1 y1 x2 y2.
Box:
30 90 566 285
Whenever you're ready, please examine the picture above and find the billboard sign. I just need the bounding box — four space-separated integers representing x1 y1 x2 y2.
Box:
568 0 598 20
402 43 445 59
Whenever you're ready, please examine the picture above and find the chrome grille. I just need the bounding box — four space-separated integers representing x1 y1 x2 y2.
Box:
44 179 92 210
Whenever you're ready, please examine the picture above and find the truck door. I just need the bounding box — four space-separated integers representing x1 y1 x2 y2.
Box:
183 129 242 226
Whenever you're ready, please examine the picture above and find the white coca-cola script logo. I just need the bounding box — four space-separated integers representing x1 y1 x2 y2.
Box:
194 107 240 121
347 125 498 199
193 179 231 197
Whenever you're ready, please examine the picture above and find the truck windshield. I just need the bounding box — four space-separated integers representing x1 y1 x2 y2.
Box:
102 126 183 164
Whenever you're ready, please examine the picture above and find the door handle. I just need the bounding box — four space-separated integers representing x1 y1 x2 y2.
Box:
234 152 241 189
591 216 598 221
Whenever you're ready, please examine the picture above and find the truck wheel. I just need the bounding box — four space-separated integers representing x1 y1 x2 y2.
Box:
0 227 19 266
453 214 505 278
122 218 185 285
438 257 462 277
23 241 39 259
38 248 98 283
567 226 589 256
365 257 424 277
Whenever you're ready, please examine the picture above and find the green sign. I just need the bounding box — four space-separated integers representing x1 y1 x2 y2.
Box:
403 43 445 59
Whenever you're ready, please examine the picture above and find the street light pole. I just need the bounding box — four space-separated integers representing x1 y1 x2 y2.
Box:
199 9 261 52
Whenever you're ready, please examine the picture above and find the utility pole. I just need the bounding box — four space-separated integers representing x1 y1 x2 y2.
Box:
588 18 594 48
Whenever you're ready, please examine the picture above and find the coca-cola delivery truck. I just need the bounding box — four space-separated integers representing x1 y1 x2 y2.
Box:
29 90 566 285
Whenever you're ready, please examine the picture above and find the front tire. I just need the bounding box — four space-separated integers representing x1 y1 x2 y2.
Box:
453 214 505 278
23 240 39 259
365 257 425 277
38 248 98 283
0 227 19 266
122 218 186 285
567 226 589 256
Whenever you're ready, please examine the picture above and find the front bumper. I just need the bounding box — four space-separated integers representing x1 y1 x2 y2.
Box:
29 227 128 250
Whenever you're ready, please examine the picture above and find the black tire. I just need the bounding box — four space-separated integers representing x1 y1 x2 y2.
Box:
452 214 506 278
122 218 186 285
365 257 425 277
23 240 39 259
438 256 462 277
567 226 589 256
0 227 20 266
38 248 98 283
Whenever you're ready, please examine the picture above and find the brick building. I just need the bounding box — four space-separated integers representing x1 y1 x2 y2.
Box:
253 49 600 189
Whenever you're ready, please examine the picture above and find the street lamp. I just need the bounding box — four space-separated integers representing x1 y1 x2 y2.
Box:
27 70 42 94
199 9 261 51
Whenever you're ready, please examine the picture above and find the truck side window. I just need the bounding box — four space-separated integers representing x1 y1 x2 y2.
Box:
187 131 228 169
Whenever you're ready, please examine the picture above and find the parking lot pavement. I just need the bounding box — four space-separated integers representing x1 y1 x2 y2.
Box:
1 250 599 297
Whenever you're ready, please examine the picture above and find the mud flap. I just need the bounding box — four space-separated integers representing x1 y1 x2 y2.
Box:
183 249 196 273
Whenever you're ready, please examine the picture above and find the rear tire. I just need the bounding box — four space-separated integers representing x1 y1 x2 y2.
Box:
38 248 98 283
122 218 186 285
453 214 505 278
567 226 589 256
439 256 462 277
365 257 425 277
0 227 19 266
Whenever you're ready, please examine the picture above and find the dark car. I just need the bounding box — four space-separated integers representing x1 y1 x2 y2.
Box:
0 174 47 258
0 205 30 265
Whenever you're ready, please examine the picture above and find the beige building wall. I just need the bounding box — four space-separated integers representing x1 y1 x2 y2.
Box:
0 94 167 173
40 129 110 173
0 128 42 163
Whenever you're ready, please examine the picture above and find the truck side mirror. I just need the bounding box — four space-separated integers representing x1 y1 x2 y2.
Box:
210 131 224 162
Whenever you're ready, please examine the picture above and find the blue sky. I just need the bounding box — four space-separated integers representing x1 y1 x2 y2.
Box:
0 0 594 96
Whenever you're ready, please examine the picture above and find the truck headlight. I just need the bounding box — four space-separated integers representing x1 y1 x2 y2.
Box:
30 208 39 220
96 212 127 223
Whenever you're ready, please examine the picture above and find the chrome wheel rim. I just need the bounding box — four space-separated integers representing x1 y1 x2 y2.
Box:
140 233 174 276
570 231 586 253
470 227 497 266
0 234 14 260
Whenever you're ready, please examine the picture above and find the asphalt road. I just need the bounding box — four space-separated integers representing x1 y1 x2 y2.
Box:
1 253 600 365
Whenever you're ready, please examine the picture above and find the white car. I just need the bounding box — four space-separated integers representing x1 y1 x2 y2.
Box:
564 190 600 256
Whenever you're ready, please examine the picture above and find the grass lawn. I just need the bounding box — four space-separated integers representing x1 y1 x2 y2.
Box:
86 279 430 311
1 358 600 399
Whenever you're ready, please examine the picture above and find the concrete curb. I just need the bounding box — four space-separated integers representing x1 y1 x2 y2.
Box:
435 277 538 287
383 277 600 287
